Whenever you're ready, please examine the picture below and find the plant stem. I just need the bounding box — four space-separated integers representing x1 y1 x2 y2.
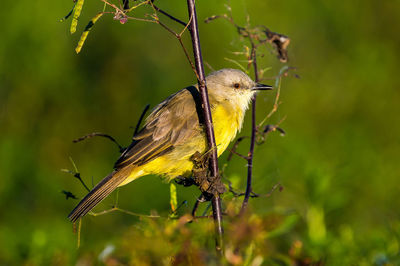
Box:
186 0 224 254
151 1 188 28
241 43 258 214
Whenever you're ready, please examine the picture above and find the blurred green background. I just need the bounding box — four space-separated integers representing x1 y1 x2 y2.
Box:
1 0 400 265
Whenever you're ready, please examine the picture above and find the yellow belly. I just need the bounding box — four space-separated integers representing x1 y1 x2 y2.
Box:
119 103 244 186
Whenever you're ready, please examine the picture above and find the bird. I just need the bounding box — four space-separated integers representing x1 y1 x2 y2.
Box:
68 68 272 222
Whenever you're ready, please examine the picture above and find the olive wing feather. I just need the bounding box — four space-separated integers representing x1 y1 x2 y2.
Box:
114 87 201 169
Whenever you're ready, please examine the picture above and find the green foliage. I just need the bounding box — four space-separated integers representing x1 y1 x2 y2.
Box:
70 0 85 34
75 12 104 54
169 183 178 218
1 0 400 265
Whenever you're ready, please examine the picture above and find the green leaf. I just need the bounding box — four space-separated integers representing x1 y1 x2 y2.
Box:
169 183 178 213
70 0 85 34
75 13 103 54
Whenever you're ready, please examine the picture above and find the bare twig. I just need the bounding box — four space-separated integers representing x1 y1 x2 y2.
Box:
258 66 292 127
133 104 150 137
240 42 259 215
150 12 198 78
191 194 206 217
62 157 91 192
256 119 286 145
263 182 283 197
228 148 250 161
89 207 161 218
204 61 215 72
227 136 249 161
101 0 124 14
228 182 258 198
187 0 224 254
170 200 188 217
224 57 248 73
151 1 188 28
73 132 125 152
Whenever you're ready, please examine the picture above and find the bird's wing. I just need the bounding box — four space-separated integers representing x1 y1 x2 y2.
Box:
68 87 204 222
114 86 203 169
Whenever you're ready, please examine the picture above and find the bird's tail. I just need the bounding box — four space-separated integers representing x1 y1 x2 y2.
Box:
68 168 131 223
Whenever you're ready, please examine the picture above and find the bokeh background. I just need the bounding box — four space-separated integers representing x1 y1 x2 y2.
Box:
1 0 400 265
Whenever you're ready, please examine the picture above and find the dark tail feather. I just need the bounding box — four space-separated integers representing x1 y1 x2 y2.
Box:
68 170 126 222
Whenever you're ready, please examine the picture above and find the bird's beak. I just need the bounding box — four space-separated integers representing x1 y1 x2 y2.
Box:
252 83 273 91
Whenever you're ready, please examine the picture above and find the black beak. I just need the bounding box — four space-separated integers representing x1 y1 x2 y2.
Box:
252 83 273 91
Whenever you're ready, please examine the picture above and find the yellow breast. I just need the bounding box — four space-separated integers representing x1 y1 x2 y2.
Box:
212 102 244 156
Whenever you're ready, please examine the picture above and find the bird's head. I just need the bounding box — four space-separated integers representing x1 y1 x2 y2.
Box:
205 68 273 111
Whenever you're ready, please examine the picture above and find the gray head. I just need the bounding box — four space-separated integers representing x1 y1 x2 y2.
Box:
205 68 273 110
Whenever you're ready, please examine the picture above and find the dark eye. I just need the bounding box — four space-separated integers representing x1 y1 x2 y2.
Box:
233 83 240 89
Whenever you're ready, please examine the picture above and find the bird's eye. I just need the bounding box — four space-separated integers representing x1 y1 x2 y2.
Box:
233 83 240 89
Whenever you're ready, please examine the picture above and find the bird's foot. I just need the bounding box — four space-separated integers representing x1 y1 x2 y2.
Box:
175 176 196 187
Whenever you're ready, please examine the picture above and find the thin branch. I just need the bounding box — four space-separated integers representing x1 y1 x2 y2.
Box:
125 16 157 23
228 182 258 198
133 104 150 136
126 0 150 12
240 42 258 215
101 0 124 14
187 0 224 254
258 67 288 127
228 148 249 161
178 8 194 37
151 14 198 77
170 200 188 217
153 15 176 35
148 0 197 76
62 157 91 192
224 57 247 72
202 201 212 216
204 61 215 72
186 1 218 179
61 168 90 192
262 182 283 198
191 194 206 217
177 37 198 78
151 1 188 28
73 132 124 152
227 136 249 161
256 119 286 145
89 207 161 218
150 0 199 75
